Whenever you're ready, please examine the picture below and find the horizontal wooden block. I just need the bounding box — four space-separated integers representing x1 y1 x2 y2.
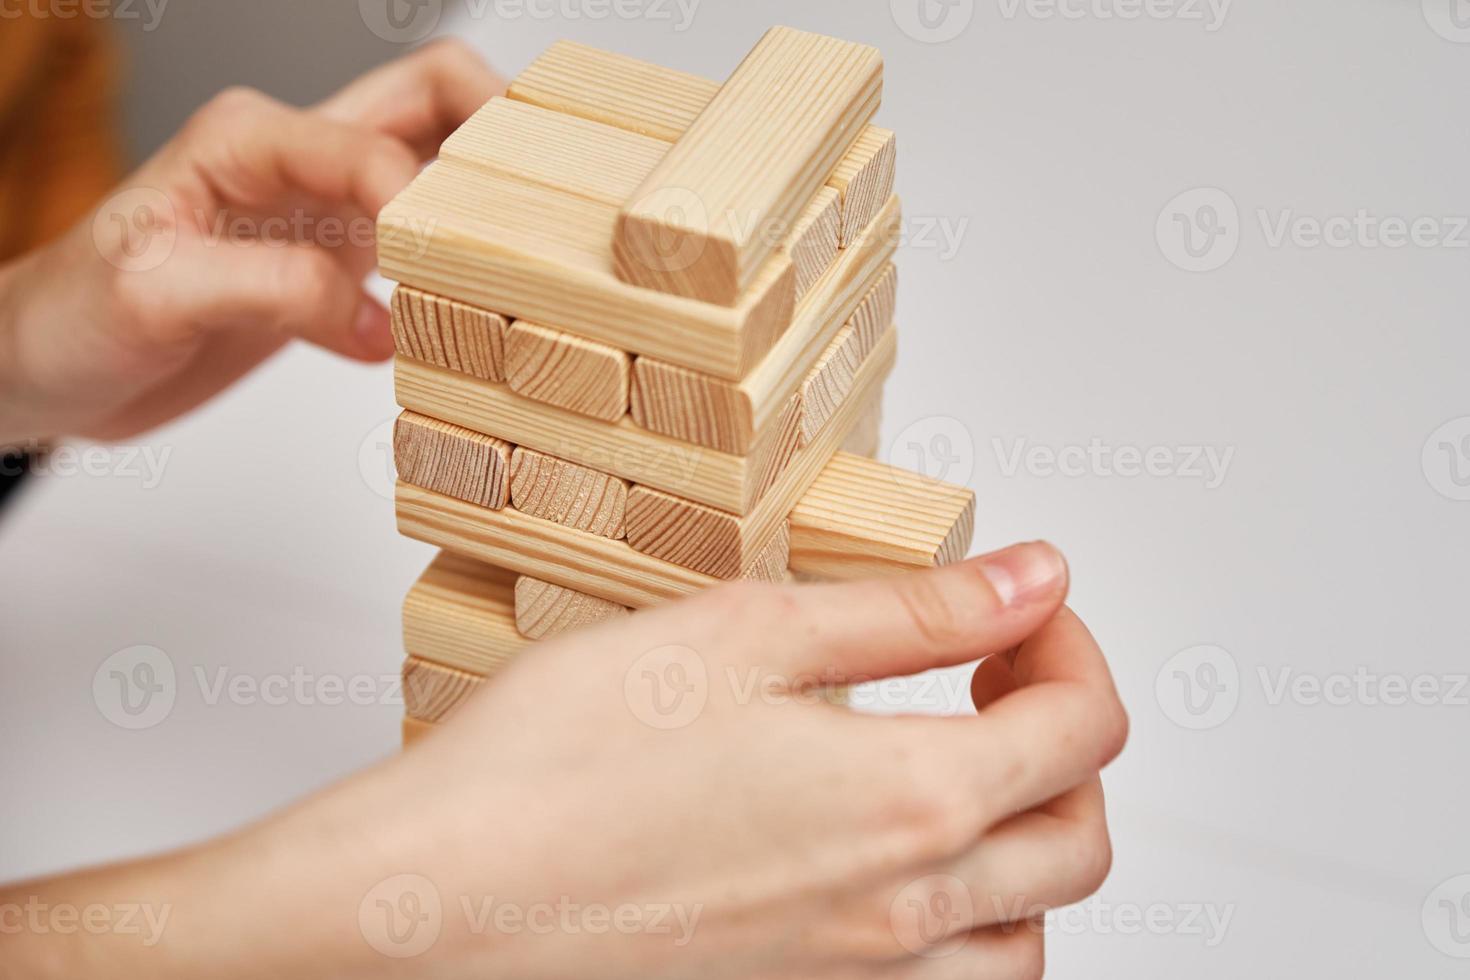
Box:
378 160 794 381
800 265 898 445
625 487 792 580
790 187 843 298
790 453 976 579
505 319 631 422
390 285 507 383
510 447 628 540
509 39 895 243
630 198 900 455
396 357 800 515
612 28 881 306
393 411 512 510
402 552 527 676
403 656 483 723
514 576 630 640
397 485 784 610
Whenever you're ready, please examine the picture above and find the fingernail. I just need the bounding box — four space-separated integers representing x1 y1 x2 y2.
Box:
980 542 1068 607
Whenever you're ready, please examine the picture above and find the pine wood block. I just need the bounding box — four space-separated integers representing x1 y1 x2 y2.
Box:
403 656 484 723
390 285 507 383
841 390 885 459
790 453 976 579
612 27 882 305
509 39 895 245
505 319 631 422
630 197 900 455
800 265 898 445
378 159 794 381
790 187 842 297
625 487 793 580
514 576 630 640
396 357 801 515
403 716 437 748
402 552 527 676
393 411 512 510
510 447 628 540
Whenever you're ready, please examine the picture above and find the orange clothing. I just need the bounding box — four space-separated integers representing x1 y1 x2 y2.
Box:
0 12 125 260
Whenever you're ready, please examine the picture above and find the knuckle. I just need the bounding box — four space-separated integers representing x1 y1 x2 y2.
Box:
275 250 339 315
1095 695 1130 766
891 762 976 861
422 36 480 69
182 87 271 145
1013 928 1046 980
1063 819 1114 898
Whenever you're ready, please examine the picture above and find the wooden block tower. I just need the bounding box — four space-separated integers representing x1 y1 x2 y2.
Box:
377 28 977 742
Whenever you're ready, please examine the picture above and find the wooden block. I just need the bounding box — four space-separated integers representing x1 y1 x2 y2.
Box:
514 576 630 640
403 716 437 748
841 390 885 459
510 447 628 540
402 552 528 676
403 656 484 723
396 357 801 516
625 487 792 580
800 265 898 445
390 285 507 383
613 27 883 305
509 40 895 243
393 411 512 510
505 319 631 422
630 198 900 455
378 160 794 381
790 453 976 580
789 188 842 297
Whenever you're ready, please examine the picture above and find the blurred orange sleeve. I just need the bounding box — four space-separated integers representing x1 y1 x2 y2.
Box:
0 10 126 261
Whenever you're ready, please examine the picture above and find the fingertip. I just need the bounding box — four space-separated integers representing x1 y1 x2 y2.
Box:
349 297 396 361
972 541 1069 610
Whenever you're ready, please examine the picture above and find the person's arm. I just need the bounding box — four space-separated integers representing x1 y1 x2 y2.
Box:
0 39 503 446
1 543 1127 979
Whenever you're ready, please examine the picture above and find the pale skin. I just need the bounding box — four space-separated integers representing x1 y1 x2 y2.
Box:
0 42 1128 979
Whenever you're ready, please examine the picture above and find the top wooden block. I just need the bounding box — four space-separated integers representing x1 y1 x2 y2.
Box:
612 27 882 306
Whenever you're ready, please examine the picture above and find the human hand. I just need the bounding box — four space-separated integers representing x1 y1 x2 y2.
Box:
237 541 1126 979
0 40 502 444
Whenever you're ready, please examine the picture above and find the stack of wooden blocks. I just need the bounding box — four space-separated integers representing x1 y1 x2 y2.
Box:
378 28 977 744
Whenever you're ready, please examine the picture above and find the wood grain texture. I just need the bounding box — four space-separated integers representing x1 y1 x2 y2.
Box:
789 187 842 297
396 357 798 515
800 264 898 444
505 319 631 422
397 483 784 610
514 576 630 640
390 285 507 383
841 390 885 459
790 453 976 579
625 486 791 580
510 447 628 539
630 197 899 454
393 411 512 510
402 552 528 676
613 27 882 305
403 656 484 722
378 159 794 381
509 39 894 243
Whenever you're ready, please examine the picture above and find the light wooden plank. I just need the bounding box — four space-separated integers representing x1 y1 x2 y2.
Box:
378 159 794 381
393 411 512 510
403 656 483 723
390 285 507 383
510 447 628 540
790 453 976 579
800 264 898 444
790 187 843 297
402 552 528 676
625 487 791 580
630 199 899 454
505 319 631 422
613 27 882 305
514 576 630 640
509 39 895 244
396 357 801 515
841 389 885 459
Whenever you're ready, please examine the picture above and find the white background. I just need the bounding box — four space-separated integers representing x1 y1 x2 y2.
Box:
2 0 1467 975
